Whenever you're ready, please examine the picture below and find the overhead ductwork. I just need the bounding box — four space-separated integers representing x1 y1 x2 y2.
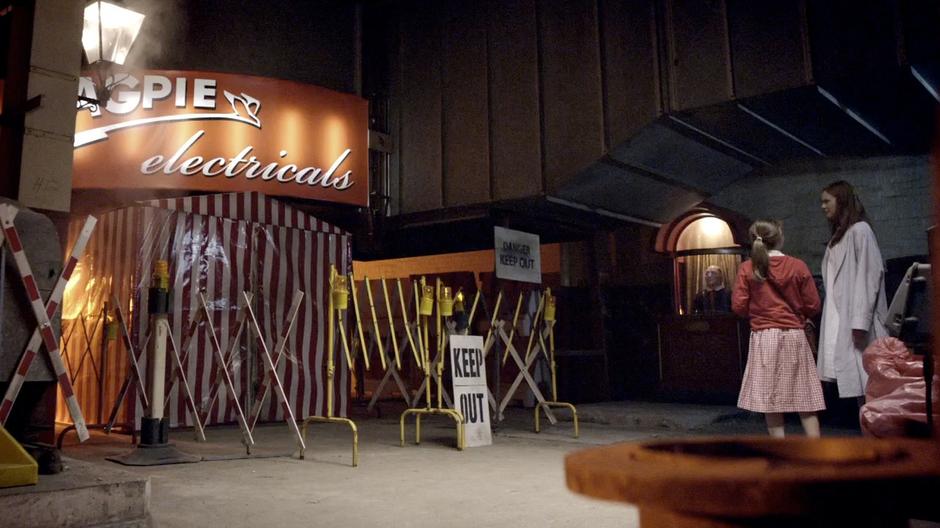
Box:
362 0 940 257
517 0 940 231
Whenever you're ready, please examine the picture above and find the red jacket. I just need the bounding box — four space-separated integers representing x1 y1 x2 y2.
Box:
732 256 821 330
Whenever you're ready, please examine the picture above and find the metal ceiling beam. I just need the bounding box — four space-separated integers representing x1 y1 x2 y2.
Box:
736 102 825 157
666 114 770 167
911 65 940 103
545 196 662 228
599 154 710 196
816 85 892 145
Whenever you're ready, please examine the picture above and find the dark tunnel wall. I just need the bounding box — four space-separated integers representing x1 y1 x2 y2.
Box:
363 0 939 221
124 0 358 94
118 0 940 227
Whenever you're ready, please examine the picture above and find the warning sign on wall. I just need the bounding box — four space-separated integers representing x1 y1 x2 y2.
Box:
449 334 491 447
494 226 541 284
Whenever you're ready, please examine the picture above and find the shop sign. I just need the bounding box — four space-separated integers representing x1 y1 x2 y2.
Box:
449 334 491 447
494 226 541 284
72 70 369 206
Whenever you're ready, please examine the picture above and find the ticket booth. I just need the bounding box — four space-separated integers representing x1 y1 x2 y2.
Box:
654 209 749 403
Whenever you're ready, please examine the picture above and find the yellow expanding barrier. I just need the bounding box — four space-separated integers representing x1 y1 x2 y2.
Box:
300 265 360 467
399 277 465 450
397 279 421 367
366 278 422 412
381 278 401 369
500 291 525 366
533 288 578 438
494 288 577 437
348 274 370 371
364 277 387 371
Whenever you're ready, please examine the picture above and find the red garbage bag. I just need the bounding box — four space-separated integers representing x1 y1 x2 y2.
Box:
860 337 939 438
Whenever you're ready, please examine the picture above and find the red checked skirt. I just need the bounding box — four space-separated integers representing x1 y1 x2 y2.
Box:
738 328 826 413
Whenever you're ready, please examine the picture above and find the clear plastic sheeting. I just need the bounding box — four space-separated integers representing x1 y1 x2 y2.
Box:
861 337 940 438
132 207 258 428
59 192 351 430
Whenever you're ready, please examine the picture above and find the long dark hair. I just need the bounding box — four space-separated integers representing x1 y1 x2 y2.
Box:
824 180 869 247
749 220 783 282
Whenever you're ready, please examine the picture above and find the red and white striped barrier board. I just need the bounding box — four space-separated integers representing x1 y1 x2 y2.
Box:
1 214 96 426
0 205 96 441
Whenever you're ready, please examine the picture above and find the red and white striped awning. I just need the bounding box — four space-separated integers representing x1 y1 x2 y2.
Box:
138 191 349 235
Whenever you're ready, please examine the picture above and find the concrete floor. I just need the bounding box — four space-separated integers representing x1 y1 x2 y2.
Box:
42 401 833 527
46 400 933 528
62 403 649 527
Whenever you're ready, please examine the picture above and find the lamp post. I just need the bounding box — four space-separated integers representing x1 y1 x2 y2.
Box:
79 1 145 109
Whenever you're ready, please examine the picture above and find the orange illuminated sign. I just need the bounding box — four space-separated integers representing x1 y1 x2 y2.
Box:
73 70 368 207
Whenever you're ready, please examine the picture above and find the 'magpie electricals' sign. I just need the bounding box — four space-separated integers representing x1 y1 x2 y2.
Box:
72 70 369 206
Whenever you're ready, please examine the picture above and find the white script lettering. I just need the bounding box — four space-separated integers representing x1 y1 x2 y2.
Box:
140 131 355 191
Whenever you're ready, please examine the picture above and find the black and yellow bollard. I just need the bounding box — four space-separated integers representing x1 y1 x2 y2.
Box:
109 260 200 465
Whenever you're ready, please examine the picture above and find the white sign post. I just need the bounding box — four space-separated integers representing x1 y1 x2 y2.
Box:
449 334 492 447
494 226 541 284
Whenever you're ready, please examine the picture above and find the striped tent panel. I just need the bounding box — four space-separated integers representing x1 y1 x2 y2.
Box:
255 224 351 422
138 191 349 235
58 192 351 429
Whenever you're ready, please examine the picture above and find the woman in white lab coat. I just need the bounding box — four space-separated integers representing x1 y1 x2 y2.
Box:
817 180 888 400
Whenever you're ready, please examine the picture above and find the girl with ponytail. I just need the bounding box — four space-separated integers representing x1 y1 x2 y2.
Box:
732 220 825 437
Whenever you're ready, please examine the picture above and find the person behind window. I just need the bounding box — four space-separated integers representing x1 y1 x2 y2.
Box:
692 265 731 314
817 180 888 404
732 220 824 437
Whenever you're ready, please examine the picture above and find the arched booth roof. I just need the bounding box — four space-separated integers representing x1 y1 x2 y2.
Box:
654 206 750 254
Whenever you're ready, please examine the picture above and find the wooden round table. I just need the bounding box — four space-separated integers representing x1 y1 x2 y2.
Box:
566 436 940 527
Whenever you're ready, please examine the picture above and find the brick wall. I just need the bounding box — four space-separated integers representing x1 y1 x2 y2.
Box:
710 155 934 273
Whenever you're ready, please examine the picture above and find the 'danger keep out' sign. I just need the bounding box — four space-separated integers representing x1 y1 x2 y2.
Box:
494 226 541 284
449 334 491 447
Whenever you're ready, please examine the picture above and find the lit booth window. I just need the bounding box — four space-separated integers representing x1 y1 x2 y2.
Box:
653 209 749 403
656 212 745 316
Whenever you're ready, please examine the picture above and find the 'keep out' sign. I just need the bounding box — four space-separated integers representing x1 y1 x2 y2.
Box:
449 334 492 447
